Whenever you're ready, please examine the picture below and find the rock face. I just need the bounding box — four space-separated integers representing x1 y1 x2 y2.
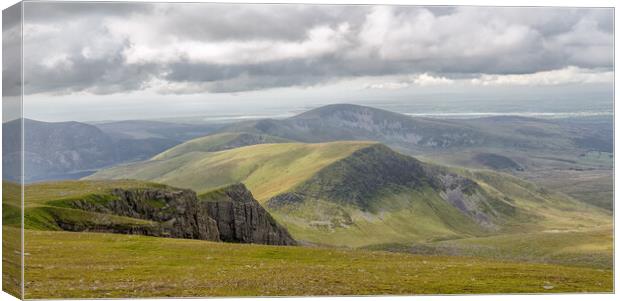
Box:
202 184 297 246
58 184 296 246
66 188 220 241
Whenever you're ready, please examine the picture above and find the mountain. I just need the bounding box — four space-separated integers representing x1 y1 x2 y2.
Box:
221 104 574 153
2 119 180 182
15 180 295 246
89 141 608 247
221 104 613 210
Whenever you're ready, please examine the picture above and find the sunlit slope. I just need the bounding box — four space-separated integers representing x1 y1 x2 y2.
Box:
89 141 377 200
153 132 292 160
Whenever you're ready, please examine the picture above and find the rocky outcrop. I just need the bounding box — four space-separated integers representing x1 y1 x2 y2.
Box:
65 188 220 241
56 184 296 246
201 184 297 246
436 173 516 229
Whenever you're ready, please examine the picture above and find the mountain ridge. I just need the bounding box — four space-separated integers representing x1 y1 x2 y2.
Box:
88 140 607 247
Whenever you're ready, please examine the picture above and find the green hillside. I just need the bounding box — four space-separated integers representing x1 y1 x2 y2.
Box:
89 141 376 201
267 154 609 247
88 142 610 248
153 132 292 160
16 227 612 298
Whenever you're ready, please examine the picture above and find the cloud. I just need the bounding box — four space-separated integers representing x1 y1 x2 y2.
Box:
121 23 352 65
19 3 614 95
414 74 454 86
470 66 613 86
366 73 454 90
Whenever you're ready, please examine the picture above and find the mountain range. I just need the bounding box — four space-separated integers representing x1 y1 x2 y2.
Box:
8 104 610 185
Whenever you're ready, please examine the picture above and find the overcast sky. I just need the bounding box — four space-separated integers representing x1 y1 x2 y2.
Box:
3 2 614 121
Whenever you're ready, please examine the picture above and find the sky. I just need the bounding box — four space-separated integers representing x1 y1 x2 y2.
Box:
2 2 614 121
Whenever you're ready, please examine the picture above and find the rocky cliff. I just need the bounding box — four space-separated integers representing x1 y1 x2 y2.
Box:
64 188 220 241
53 184 296 246
201 184 297 246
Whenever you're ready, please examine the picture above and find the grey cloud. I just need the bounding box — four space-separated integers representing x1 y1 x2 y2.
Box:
18 3 614 95
23 2 153 24
158 4 369 41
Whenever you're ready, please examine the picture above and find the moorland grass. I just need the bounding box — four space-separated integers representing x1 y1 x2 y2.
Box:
18 227 612 298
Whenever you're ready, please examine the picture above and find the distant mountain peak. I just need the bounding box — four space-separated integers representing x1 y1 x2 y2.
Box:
293 103 393 119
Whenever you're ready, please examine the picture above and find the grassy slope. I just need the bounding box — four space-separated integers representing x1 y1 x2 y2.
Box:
273 169 610 248
89 141 376 201
153 132 292 160
19 227 611 298
271 188 485 247
23 179 169 207
2 181 21 227
417 148 613 211
2 182 22 298
464 170 610 232
365 226 613 269
522 168 613 211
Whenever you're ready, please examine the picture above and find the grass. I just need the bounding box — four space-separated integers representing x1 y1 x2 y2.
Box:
19 227 612 298
2 227 21 298
365 226 613 269
521 168 613 211
22 179 168 207
23 206 157 231
2 182 22 298
89 141 377 201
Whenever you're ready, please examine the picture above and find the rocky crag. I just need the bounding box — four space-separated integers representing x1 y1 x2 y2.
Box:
55 184 296 246
201 184 297 245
